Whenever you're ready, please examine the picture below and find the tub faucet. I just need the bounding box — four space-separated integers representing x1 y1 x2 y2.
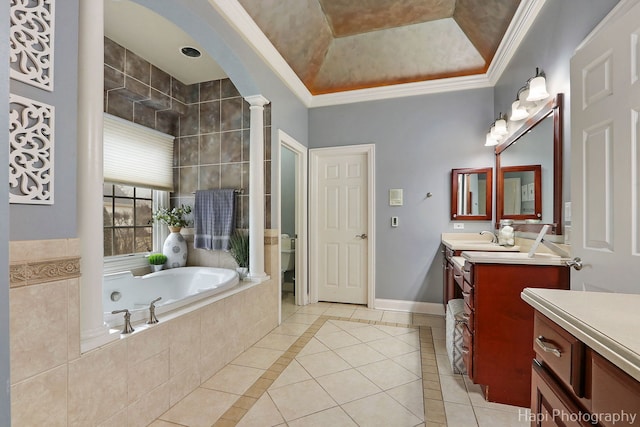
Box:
111 309 134 334
480 230 497 243
147 297 162 325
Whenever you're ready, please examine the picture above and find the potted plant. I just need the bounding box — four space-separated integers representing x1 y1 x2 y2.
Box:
148 253 167 272
151 204 192 232
229 229 249 280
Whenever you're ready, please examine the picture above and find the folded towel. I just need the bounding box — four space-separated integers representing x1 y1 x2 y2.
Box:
194 189 236 250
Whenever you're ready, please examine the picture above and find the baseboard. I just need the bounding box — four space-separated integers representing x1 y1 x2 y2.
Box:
374 298 445 316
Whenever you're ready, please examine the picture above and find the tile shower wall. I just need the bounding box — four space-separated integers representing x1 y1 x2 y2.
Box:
103 37 272 229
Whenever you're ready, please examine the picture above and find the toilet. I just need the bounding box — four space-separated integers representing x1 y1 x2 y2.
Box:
281 234 295 286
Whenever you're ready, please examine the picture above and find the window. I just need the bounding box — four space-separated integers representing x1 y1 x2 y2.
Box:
103 183 154 256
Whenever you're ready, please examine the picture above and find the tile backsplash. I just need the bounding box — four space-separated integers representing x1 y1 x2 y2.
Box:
104 37 272 229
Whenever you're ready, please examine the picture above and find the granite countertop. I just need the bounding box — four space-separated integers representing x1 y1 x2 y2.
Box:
522 288 640 382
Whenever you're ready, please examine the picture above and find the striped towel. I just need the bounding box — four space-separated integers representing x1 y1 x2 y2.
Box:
194 189 236 250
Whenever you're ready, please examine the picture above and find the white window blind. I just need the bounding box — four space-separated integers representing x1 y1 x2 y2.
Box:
103 113 174 191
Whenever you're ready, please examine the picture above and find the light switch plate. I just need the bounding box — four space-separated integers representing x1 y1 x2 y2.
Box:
453 223 464 230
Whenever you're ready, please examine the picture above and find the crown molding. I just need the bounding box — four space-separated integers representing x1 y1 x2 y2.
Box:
486 0 547 85
214 0 545 108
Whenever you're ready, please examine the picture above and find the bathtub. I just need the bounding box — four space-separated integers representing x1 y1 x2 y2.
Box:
103 267 239 327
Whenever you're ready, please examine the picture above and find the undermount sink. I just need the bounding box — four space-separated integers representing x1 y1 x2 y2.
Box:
462 251 569 265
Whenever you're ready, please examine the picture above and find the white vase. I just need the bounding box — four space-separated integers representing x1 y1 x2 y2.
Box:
150 264 163 273
163 227 187 268
236 267 248 280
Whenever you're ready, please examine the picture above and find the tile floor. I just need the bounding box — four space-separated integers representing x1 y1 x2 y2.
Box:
150 293 530 427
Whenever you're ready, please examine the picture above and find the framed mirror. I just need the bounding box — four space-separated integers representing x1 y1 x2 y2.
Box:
451 167 493 221
495 93 563 234
500 164 541 219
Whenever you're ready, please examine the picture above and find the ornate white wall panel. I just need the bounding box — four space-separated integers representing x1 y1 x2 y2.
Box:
10 0 55 91
9 94 55 204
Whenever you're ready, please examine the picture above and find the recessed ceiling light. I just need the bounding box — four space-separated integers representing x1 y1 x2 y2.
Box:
180 46 201 58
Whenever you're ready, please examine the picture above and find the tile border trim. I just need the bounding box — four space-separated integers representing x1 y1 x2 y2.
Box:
10 256 81 288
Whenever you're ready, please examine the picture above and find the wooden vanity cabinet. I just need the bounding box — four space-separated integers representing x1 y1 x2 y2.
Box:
531 311 640 427
461 261 569 408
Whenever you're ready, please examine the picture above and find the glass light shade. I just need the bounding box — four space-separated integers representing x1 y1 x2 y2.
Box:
527 76 550 101
490 125 502 139
485 132 499 146
494 117 508 135
510 100 529 121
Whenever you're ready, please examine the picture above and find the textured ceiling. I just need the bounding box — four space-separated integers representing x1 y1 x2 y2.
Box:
238 0 521 94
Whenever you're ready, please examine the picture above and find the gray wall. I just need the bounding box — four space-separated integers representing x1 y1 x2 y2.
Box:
493 0 620 211
1 1 10 422
9 0 79 240
309 88 495 302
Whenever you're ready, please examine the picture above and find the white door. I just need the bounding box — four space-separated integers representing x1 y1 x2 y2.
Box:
570 0 640 293
310 145 374 305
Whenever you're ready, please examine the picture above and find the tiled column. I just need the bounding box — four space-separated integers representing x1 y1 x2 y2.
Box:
77 0 115 351
245 95 269 280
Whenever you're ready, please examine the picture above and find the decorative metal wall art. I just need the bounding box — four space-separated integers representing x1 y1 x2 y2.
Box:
9 94 55 204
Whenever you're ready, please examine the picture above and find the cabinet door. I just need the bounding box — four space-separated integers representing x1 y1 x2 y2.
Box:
591 352 640 427
531 362 593 427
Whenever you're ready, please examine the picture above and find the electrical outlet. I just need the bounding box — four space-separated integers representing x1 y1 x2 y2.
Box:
391 216 399 227
453 223 464 230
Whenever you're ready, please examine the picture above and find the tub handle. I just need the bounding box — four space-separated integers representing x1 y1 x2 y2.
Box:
111 309 134 334
147 297 162 325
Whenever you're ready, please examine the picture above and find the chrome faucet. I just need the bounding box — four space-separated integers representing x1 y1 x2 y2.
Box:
480 230 497 243
111 309 134 334
147 297 162 325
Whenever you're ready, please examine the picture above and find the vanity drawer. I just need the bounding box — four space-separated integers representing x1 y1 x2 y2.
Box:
463 302 474 331
533 313 585 397
463 261 473 283
445 247 454 261
462 280 474 309
462 325 473 379
453 263 464 288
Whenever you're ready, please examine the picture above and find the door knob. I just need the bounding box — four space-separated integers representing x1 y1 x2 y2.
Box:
355 234 368 239
566 257 583 271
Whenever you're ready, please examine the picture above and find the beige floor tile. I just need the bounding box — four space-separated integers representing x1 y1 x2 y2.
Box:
375 324 416 336
323 306 357 317
334 343 387 367
329 319 369 331
412 314 446 328
232 347 284 370
439 374 471 404
315 330 361 350
431 327 445 340
387 379 425 420
236 394 285 427
435 353 455 376
271 322 310 337
297 337 330 357
381 311 412 324
444 401 478 427
357 359 419 390
267 379 337 421
396 330 421 347
287 406 358 427
473 405 530 427
147 420 182 427
270 360 312 389
433 338 447 355
344 325 391 342
367 336 418 358
342 392 422 427
297 350 351 378
254 332 299 351
315 322 342 336
350 309 384 322
201 364 265 395
159 388 237 427
393 350 423 377
316 368 381 404
285 313 320 325
463 377 525 414
295 305 329 315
